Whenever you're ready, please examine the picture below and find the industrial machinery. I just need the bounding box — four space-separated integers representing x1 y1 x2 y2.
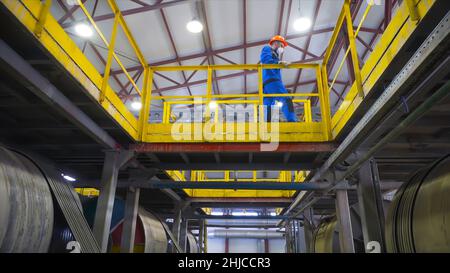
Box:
186 232 200 253
386 155 450 253
0 146 54 252
0 146 98 253
0 0 449 255
0 146 173 253
312 204 364 253
82 197 170 253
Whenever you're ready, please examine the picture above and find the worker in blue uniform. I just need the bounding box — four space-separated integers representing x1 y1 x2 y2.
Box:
260 35 298 122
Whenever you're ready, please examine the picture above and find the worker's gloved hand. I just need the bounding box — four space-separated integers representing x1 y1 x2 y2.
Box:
278 61 290 67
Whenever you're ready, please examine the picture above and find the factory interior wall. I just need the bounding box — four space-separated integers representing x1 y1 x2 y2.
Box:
207 237 286 253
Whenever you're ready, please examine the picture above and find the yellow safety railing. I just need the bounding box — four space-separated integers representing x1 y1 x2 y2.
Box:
168 170 309 183
165 170 309 198
2 0 434 144
328 0 433 138
75 0 147 104
323 0 370 100
141 63 330 142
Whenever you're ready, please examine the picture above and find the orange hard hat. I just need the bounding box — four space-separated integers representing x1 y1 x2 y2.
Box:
269 35 288 47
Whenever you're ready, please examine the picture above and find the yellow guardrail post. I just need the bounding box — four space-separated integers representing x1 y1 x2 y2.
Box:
77 0 143 97
165 102 172 124
323 6 346 66
305 100 312 122
205 67 213 121
405 0 420 23
344 0 364 99
258 65 264 121
100 12 120 105
107 0 147 68
34 0 52 38
138 67 153 141
317 65 332 140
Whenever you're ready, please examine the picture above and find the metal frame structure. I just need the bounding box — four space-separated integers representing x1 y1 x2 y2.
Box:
3 0 421 144
1 0 447 253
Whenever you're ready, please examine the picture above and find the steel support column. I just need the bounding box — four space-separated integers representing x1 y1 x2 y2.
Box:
285 221 292 253
302 207 314 253
356 158 385 252
171 204 182 253
204 221 208 253
120 187 140 253
93 151 120 252
179 219 188 252
198 220 205 253
335 189 355 253
295 220 307 253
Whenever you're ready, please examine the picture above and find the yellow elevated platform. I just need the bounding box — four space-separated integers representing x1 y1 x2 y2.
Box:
0 0 438 200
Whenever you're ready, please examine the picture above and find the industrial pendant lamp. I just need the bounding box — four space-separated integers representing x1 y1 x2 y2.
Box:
293 0 312 32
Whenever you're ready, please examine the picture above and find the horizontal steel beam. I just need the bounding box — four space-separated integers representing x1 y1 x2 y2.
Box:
131 142 336 153
117 180 330 190
187 197 293 203
190 202 290 208
187 215 298 220
150 162 314 170
0 39 119 149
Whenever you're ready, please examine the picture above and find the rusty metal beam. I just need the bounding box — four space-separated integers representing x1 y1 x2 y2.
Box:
60 0 188 28
109 27 334 76
293 0 322 93
159 9 192 96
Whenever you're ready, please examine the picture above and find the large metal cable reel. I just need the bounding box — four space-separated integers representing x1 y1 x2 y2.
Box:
0 146 98 253
0 146 54 252
385 154 450 252
312 203 365 253
312 199 394 253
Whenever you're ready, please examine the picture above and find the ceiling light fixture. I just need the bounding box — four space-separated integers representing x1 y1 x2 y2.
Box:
74 23 93 38
131 101 142 110
61 173 76 182
186 19 203 33
293 17 312 32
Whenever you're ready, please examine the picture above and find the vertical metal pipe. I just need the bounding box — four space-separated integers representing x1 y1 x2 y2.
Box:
335 189 355 253
120 187 140 253
204 221 208 253
264 237 269 253
225 236 229 253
